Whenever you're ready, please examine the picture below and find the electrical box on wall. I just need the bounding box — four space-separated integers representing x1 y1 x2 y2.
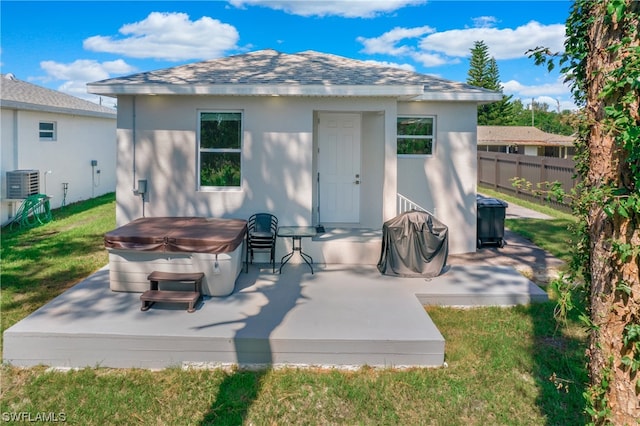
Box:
134 179 147 195
6 170 40 199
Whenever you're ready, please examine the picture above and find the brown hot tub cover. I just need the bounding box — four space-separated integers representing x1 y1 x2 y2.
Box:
377 210 448 278
104 217 247 254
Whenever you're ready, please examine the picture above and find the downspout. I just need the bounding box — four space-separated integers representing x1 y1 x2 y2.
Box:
9 110 19 220
131 96 147 217
132 95 137 190
12 110 18 168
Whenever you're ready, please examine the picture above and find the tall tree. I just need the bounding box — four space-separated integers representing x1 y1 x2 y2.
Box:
467 41 514 125
467 40 493 88
531 1 639 422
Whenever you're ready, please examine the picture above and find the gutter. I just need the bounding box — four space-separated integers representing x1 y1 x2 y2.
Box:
0 100 116 119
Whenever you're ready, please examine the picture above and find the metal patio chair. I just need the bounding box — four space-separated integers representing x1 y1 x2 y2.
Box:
246 213 278 273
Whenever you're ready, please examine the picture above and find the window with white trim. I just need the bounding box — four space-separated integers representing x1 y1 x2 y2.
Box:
39 121 56 141
397 116 435 155
198 111 242 188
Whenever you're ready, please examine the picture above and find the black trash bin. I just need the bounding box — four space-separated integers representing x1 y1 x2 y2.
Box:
476 196 508 248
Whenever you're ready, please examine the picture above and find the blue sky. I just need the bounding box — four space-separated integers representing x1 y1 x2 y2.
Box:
1 1 575 110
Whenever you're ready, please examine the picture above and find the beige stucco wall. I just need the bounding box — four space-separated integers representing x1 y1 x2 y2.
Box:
114 95 477 254
0 107 116 225
115 95 397 228
397 101 478 254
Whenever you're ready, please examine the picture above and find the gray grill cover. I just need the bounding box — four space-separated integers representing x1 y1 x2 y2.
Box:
377 210 448 277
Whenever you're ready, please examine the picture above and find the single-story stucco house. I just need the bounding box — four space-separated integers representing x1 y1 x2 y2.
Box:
88 49 501 261
1 73 117 226
478 125 575 158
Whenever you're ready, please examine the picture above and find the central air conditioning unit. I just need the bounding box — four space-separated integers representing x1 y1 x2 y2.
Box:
6 170 40 199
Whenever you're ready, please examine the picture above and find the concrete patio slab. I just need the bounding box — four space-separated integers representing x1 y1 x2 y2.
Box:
3 263 547 370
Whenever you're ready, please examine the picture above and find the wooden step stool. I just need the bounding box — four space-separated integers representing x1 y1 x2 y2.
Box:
140 271 204 313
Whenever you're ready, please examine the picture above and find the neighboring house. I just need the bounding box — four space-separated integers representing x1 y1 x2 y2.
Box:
88 49 501 255
478 125 575 158
0 74 117 225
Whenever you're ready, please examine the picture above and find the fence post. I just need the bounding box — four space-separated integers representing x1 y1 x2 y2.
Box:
540 157 548 203
494 155 499 189
515 156 522 197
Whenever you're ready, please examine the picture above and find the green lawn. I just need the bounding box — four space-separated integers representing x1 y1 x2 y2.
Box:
1 193 115 350
480 185 579 264
0 192 588 425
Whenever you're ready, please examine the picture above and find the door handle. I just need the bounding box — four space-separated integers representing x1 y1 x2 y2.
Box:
354 180 360 185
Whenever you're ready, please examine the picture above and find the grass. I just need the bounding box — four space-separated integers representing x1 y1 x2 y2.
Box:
0 192 588 425
479 185 578 263
1 193 116 348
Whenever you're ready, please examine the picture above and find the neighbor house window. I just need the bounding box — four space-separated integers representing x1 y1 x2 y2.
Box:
39 121 56 141
198 111 242 188
397 116 435 155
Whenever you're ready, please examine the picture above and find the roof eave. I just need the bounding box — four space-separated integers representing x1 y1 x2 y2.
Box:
0 99 116 119
87 83 426 98
479 140 574 147
411 92 503 103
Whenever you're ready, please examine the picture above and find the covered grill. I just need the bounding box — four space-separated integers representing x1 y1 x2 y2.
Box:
377 210 448 278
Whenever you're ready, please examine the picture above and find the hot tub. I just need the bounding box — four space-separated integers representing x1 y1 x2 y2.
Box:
104 217 247 297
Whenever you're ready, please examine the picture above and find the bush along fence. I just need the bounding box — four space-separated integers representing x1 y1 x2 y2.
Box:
477 151 578 210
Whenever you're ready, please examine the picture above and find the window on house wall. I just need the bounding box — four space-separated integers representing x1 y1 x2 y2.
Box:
39 121 56 141
397 116 435 155
198 111 242 188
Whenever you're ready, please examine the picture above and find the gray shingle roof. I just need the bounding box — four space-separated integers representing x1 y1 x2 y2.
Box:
1 74 116 118
478 126 575 146
88 49 501 102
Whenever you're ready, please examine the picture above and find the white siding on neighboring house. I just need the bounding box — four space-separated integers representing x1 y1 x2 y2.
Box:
524 145 538 156
1 76 116 226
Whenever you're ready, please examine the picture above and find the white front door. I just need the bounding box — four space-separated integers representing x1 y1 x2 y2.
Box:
317 112 361 223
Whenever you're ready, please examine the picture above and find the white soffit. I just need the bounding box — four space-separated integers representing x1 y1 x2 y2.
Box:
87 83 426 98
414 92 504 102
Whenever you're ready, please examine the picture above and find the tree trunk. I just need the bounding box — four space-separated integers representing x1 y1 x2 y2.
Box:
584 2 640 423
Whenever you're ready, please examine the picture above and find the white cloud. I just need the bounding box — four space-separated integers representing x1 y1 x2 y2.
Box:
358 20 565 72
472 16 499 29
358 26 434 55
502 78 569 97
363 59 415 71
358 25 460 67
83 12 239 61
419 21 565 60
38 59 137 103
409 51 454 68
536 95 565 112
502 77 577 111
40 59 135 82
229 0 426 18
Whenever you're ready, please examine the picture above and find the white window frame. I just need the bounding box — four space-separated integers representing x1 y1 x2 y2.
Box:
197 110 243 191
39 121 57 141
396 115 436 157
